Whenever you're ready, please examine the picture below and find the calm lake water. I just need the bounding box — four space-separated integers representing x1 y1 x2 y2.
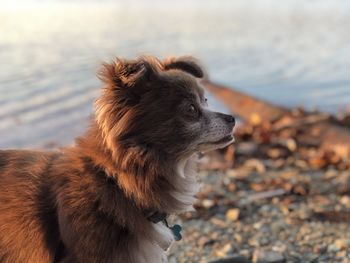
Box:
1 0 350 148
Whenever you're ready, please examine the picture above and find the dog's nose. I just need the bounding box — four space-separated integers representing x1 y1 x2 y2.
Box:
223 114 236 126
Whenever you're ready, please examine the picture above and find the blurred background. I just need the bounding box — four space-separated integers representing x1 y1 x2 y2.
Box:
1 1 350 262
1 0 350 148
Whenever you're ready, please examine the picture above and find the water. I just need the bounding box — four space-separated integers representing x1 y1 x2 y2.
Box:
1 0 350 148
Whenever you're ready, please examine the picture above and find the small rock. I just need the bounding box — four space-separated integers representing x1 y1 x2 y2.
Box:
340 196 350 207
226 169 239 178
227 182 237 192
234 233 243 244
244 159 266 174
267 148 288 159
325 168 338 179
226 208 240 222
250 113 262 126
252 250 286 263
210 217 228 228
236 142 258 155
214 243 233 258
248 237 259 247
285 138 297 152
336 250 347 258
328 243 340 253
334 238 349 250
197 236 212 247
253 222 263 230
239 249 251 258
202 199 215 209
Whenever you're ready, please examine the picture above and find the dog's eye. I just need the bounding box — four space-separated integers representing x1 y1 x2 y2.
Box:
189 104 197 114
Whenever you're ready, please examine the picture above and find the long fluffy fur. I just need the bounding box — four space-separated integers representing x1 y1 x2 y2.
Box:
0 56 205 263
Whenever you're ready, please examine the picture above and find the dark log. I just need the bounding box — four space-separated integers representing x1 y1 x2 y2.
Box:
203 81 350 159
203 81 289 123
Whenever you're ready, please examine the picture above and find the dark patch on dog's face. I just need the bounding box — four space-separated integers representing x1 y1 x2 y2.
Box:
96 56 235 160
126 72 204 155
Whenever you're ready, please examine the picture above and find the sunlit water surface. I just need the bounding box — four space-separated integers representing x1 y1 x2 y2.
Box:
1 0 350 148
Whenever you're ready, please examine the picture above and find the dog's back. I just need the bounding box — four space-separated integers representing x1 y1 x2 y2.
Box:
0 150 61 263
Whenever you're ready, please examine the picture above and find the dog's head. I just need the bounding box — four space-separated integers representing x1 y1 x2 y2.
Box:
94 56 235 208
96 56 235 160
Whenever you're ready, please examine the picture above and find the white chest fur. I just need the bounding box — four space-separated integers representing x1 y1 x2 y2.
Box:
169 155 201 213
131 155 200 263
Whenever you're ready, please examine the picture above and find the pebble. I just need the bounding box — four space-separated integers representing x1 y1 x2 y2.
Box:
215 243 233 258
328 244 341 253
340 196 350 207
236 142 258 156
234 234 243 244
244 159 266 174
210 217 228 228
226 208 240 222
334 239 349 250
252 250 286 263
285 138 297 152
202 199 215 209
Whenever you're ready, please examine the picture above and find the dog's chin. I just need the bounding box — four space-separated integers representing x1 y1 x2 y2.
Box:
197 134 235 153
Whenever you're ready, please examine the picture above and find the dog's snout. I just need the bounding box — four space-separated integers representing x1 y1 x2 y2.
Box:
222 113 235 126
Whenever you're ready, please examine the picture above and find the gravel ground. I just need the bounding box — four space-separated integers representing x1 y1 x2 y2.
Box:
168 157 350 263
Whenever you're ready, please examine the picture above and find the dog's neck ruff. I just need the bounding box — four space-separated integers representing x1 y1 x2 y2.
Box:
143 154 200 242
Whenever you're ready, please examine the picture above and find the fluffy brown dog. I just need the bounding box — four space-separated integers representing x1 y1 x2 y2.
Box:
0 56 235 263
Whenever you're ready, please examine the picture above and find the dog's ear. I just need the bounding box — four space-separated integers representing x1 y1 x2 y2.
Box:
98 57 160 89
163 56 204 78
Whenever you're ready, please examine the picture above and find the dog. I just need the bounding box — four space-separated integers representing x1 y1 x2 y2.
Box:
0 56 235 263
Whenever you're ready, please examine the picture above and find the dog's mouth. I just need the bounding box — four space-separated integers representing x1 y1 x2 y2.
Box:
200 134 235 146
211 134 235 145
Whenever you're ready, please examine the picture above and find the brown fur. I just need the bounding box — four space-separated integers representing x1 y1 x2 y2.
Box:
0 56 211 262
